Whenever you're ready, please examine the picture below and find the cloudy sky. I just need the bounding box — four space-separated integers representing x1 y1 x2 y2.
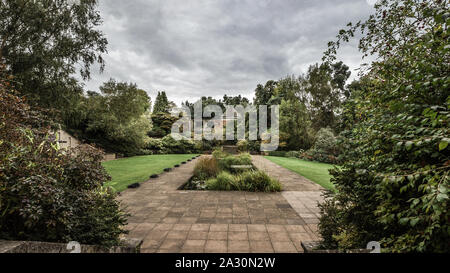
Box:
84 0 376 106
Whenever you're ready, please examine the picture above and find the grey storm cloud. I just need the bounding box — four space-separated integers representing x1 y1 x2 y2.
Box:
83 0 375 105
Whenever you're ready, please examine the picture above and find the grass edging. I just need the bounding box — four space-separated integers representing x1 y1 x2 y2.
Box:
264 156 336 192
103 154 198 192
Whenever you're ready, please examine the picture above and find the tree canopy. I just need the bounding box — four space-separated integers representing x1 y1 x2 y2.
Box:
0 0 107 110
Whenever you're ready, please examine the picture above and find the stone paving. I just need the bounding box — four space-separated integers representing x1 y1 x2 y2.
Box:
118 155 325 253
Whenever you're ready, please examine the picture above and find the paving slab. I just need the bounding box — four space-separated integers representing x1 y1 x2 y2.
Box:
119 155 326 253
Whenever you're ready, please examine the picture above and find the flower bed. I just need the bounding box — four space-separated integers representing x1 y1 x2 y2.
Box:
181 151 282 192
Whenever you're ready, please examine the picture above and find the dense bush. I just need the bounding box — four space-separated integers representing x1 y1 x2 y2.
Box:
267 151 287 157
303 128 339 164
237 140 249 152
0 80 127 247
286 151 302 158
146 136 198 154
148 112 178 138
319 0 449 252
247 140 261 153
64 79 152 157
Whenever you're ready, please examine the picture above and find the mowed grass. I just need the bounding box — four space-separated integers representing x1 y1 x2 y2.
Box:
103 154 198 192
264 156 336 192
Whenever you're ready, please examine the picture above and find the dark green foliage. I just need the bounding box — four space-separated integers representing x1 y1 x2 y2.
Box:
0 81 127 246
159 135 196 154
279 98 313 150
0 0 107 111
64 79 152 156
253 80 277 105
285 151 302 158
302 62 351 131
148 112 178 138
304 128 339 164
152 91 170 114
319 0 450 252
268 151 287 157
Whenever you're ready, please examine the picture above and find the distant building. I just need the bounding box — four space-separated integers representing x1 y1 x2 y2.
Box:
56 129 80 150
55 129 116 162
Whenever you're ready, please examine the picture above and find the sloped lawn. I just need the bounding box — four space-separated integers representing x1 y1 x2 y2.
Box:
103 154 198 192
264 156 336 191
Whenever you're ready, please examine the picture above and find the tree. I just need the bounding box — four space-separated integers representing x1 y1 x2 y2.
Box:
319 0 449 252
64 79 152 155
0 0 107 110
279 99 313 150
153 91 170 113
253 80 277 105
223 94 250 106
302 62 351 130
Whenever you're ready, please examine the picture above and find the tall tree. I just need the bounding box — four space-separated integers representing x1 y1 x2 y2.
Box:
253 80 277 105
302 61 351 130
0 0 107 110
153 91 170 113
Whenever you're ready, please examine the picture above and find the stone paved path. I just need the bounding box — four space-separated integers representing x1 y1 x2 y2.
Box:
118 155 325 253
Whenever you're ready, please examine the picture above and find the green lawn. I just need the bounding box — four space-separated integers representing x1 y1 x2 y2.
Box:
264 156 336 191
103 154 198 192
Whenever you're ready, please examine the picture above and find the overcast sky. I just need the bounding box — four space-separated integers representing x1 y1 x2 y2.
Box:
84 0 375 106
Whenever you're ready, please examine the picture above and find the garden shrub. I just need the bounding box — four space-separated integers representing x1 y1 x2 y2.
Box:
238 170 282 192
304 128 339 164
212 148 229 159
218 153 252 172
248 140 261 153
206 171 238 191
286 151 302 158
237 140 248 152
193 157 219 180
0 80 127 247
267 151 287 157
318 0 449 252
147 135 197 154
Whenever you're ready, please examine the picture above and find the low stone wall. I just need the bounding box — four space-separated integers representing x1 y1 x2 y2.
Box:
103 153 117 162
301 241 371 253
0 238 142 253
